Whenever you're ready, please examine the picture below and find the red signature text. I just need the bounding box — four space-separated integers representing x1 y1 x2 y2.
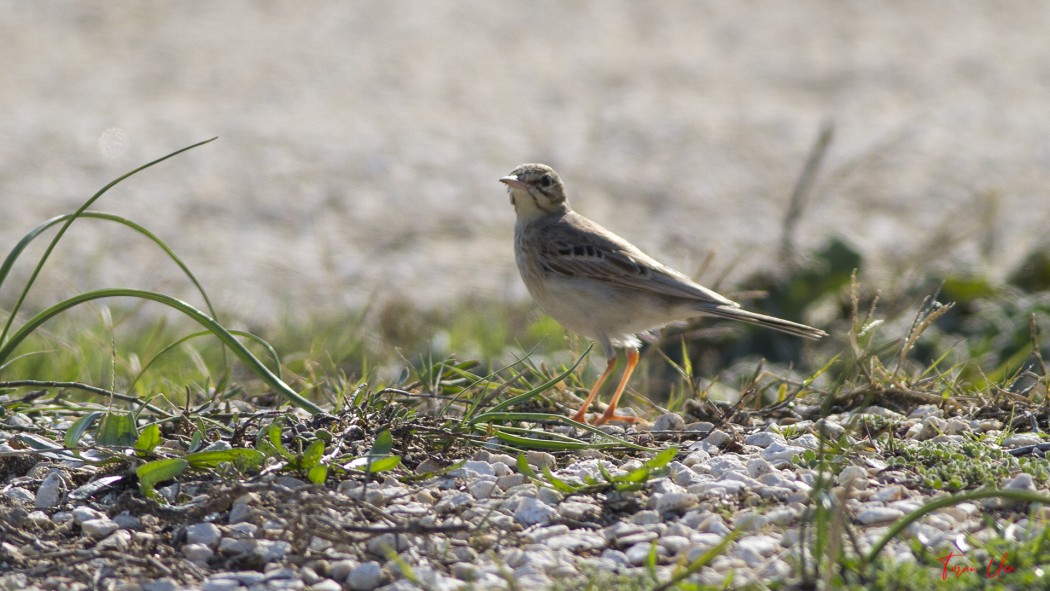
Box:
937 551 1015 581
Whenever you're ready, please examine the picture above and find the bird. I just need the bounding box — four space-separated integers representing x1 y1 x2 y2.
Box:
500 163 827 425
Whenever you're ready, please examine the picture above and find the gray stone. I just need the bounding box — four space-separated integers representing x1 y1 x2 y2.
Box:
5 487 35 505
651 413 685 432
34 471 65 509
760 442 805 465
186 522 223 548
347 561 383 591
329 559 359 581
81 518 119 538
856 507 905 525
72 506 104 524
513 496 556 526
182 543 214 563
143 579 178 591
366 532 408 556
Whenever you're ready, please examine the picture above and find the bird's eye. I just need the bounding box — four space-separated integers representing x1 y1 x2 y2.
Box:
540 174 553 188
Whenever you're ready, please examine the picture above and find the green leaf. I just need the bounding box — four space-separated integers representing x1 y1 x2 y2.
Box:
134 424 162 453
257 422 292 460
184 448 265 472
370 430 393 457
307 464 328 484
64 411 103 449
137 458 188 499
516 453 541 480
541 465 581 493
301 439 325 470
97 412 138 447
366 455 401 473
645 447 677 470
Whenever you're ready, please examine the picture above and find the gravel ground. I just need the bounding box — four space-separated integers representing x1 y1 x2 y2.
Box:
2 402 1048 590
2 3 1050 324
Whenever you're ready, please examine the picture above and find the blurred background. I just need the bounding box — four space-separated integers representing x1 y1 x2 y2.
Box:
2 1 1049 332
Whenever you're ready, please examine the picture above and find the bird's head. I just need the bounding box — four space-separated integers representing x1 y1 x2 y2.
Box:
500 163 569 220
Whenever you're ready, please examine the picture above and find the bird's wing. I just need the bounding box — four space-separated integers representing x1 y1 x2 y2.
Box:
536 212 739 307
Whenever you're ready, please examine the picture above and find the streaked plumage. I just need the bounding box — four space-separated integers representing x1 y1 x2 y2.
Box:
501 163 826 424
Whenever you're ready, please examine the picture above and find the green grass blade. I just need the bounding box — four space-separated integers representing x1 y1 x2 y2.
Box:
127 328 283 394
468 344 592 422
137 458 188 500
0 137 217 346
184 448 265 471
64 411 103 449
134 423 162 453
863 488 1050 566
96 411 138 446
0 288 323 414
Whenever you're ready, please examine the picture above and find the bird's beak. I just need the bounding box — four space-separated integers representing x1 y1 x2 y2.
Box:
500 175 527 189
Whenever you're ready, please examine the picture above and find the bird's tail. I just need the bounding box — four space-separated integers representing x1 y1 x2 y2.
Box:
702 305 827 340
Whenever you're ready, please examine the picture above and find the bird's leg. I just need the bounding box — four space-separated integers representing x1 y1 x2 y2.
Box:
570 353 617 423
594 347 642 425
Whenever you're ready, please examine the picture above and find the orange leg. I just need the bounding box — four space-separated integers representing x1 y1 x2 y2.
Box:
570 354 617 423
594 347 641 425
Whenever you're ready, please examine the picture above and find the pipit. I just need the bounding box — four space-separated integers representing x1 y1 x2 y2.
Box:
501 163 827 425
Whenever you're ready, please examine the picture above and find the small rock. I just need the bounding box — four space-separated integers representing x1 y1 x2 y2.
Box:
81 518 119 538
874 485 907 502
347 561 383 591
1003 473 1036 491
684 421 715 435
761 442 805 466
815 418 845 439
227 522 258 538
524 451 556 470
651 413 685 432
631 509 662 525
743 431 781 448
793 433 822 450
186 522 223 548
310 580 343 591
1002 434 1042 447
182 543 214 564
112 511 141 530
746 458 776 478
5 487 35 505
218 538 256 555
703 429 732 448
513 496 557 526
496 473 527 490
366 532 408 556
559 500 600 521
202 577 240 591
468 479 498 499
732 511 765 531
143 579 178 591
856 507 905 525
654 491 698 514
625 541 667 565
837 465 868 488
255 539 291 562
434 491 473 513
451 460 496 478
96 529 132 550
909 405 942 419
34 471 65 509
72 506 104 525
912 416 947 440
228 492 259 524
329 559 359 581
545 531 606 552
658 535 692 555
